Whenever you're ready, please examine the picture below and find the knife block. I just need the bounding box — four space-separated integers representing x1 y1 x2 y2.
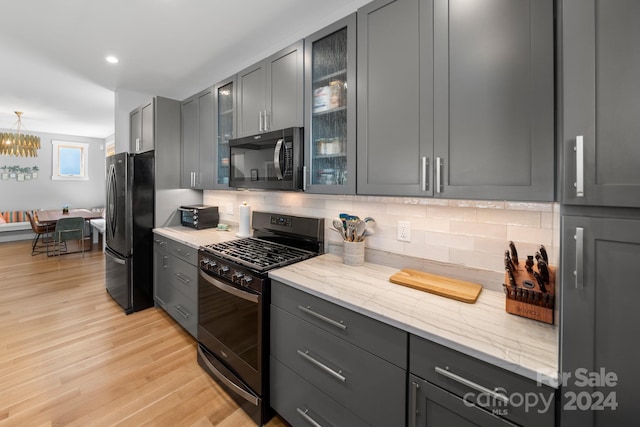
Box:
503 262 555 324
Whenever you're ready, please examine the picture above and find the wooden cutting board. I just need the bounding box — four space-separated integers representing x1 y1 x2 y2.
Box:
389 269 483 303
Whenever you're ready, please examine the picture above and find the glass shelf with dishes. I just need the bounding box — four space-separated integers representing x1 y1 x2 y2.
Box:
306 15 356 194
215 78 235 187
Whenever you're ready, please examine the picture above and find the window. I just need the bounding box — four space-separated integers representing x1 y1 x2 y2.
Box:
51 140 89 180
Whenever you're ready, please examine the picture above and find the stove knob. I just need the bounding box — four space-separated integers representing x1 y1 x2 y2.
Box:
207 261 217 271
233 272 244 283
243 276 253 286
219 266 229 275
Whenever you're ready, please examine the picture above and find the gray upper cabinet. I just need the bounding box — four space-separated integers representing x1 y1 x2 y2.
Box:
561 215 640 427
236 40 304 137
130 100 154 154
433 0 554 201
304 13 357 194
357 0 430 197
358 0 554 201
212 75 236 189
181 88 215 189
562 0 640 207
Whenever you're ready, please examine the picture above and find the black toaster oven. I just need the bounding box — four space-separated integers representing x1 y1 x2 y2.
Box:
178 205 219 229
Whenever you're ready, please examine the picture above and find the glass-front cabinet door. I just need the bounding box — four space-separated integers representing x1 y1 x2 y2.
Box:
304 13 356 194
213 75 236 189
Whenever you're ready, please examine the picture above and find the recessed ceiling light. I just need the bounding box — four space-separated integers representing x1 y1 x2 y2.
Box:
106 56 119 64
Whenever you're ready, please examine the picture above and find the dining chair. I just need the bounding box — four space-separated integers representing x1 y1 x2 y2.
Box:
53 217 85 259
26 211 51 256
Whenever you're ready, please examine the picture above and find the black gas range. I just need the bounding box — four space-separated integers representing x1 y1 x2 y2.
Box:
197 211 324 425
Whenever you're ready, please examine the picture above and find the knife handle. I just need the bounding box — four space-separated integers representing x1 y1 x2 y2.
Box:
575 136 584 197
574 227 584 289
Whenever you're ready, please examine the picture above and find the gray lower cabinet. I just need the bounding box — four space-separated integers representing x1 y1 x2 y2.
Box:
562 0 640 208
236 40 303 137
181 87 215 189
357 0 554 201
153 233 198 337
409 375 517 427
560 215 640 427
270 280 407 427
410 336 556 427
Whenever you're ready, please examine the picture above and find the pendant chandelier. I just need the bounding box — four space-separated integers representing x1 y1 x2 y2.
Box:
0 111 41 157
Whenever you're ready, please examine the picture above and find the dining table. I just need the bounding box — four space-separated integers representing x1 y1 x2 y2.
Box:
36 209 104 255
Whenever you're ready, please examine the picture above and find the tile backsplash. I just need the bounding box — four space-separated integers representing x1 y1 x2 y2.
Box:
203 190 560 275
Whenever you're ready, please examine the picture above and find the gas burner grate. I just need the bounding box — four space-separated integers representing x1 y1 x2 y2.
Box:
201 237 316 272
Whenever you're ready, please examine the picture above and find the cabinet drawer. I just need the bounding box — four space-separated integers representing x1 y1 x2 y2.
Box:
271 357 369 427
271 305 405 427
409 374 517 427
166 240 197 265
165 284 197 337
167 256 197 301
410 335 556 427
271 280 407 368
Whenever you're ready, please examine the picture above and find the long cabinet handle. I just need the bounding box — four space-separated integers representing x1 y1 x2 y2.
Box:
302 166 308 190
296 408 323 427
175 273 190 285
258 111 263 132
162 255 168 269
574 227 584 289
264 110 269 131
297 305 347 330
435 366 509 404
575 136 584 197
421 157 429 192
436 157 443 193
410 381 420 427
174 305 191 319
297 349 346 382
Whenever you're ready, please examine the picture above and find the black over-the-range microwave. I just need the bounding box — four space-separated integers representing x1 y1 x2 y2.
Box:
178 205 219 229
228 127 303 191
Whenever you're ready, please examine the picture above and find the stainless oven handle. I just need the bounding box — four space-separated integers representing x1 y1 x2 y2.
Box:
274 138 284 180
297 305 347 330
297 349 346 382
177 208 195 212
199 270 259 303
197 346 259 405
296 408 323 427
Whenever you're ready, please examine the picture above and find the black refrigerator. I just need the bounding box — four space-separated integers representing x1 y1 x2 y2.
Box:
104 151 154 314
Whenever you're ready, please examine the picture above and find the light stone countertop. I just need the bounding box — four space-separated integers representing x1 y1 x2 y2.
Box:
269 253 559 388
153 225 239 248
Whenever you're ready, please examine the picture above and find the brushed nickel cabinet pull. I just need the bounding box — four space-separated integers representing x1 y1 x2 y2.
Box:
297 349 346 382
436 157 443 193
421 157 429 192
410 381 420 427
435 366 509 404
174 305 190 319
575 136 584 197
175 273 190 285
574 227 584 289
297 305 346 330
296 408 323 427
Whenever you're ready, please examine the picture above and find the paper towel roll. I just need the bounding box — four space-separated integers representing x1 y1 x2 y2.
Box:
237 202 251 237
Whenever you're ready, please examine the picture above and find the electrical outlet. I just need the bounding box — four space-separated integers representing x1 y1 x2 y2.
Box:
226 203 234 215
397 221 411 242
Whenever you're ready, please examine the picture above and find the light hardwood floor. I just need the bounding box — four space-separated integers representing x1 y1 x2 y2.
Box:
0 240 288 427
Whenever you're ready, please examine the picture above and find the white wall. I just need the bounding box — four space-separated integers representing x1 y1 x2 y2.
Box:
0 129 106 212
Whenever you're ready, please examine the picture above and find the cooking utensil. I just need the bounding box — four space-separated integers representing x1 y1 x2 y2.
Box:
363 217 376 236
332 218 347 240
355 220 367 242
346 221 357 242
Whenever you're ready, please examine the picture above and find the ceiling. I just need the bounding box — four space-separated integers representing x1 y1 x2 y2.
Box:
0 0 369 139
